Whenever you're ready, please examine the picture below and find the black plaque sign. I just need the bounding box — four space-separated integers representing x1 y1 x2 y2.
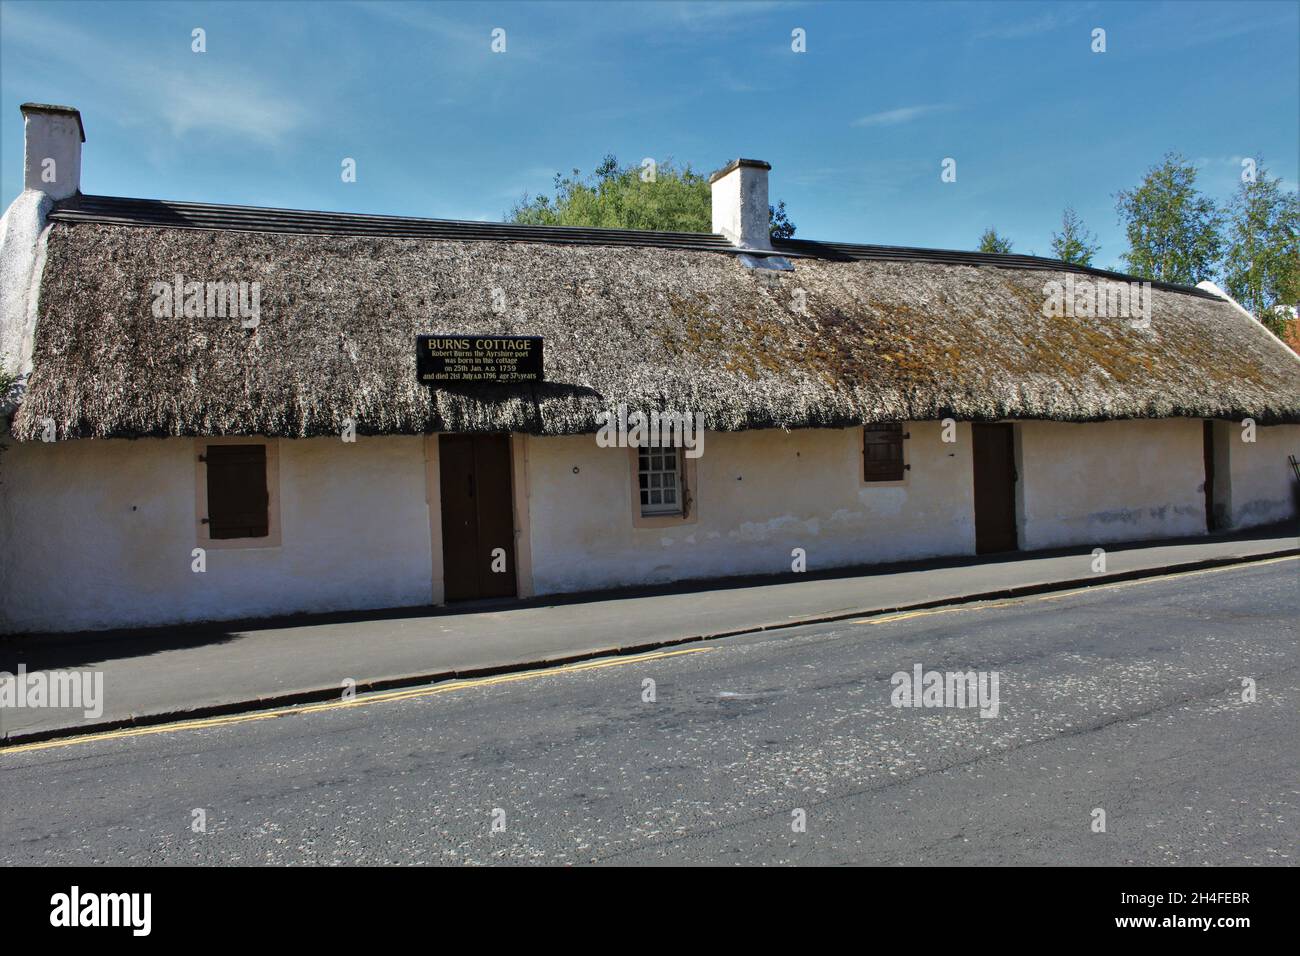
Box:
416 335 544 384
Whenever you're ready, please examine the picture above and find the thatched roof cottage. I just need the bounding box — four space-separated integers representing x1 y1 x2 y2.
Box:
2 104 1298 633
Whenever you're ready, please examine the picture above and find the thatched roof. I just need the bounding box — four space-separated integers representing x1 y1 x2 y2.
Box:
10 196 1300 440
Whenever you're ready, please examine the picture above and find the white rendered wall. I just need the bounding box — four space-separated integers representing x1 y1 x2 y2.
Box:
0 435 433 633
1225 423 1300 529
3 419 1292 633
1017 419 1207 549
0 190 52 393
524 423 977 595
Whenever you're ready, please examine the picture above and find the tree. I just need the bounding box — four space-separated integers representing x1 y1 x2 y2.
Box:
1222 158 1299 336
769 200 796 240
1050 207 1101 266
977 228 1013 254
1115 153 1222 284
509 154 796 237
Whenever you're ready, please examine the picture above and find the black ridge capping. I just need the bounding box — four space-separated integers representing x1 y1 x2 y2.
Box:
771 237 1222 299
50 194 736 252
50 194 1223 300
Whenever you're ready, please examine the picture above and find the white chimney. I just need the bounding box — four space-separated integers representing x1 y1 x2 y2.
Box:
22 103 84 201
710 158 771 251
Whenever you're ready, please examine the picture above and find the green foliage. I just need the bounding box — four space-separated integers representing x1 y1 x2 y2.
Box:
509 154 710 232
1222 159 1300 336
508 154 795 237
1115 153 1223 285
0 356 14 478
769 200 796 240
1050 207 1101 266
977 228 1013 254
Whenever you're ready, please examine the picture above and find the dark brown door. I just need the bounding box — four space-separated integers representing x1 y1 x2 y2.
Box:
972 423 1018 554
1203 420 1216 531
439 434 517 601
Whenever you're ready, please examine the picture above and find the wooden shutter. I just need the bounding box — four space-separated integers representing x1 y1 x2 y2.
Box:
863 424 905 482
205 444 269 539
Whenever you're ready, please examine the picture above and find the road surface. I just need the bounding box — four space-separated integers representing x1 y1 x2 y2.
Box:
1 559 1295 865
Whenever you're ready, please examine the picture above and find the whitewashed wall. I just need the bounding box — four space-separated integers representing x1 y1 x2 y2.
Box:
0 435 432 633
524 423 977 594
1017 419 1208 549
3 418 1293 633
1224 423 1300 529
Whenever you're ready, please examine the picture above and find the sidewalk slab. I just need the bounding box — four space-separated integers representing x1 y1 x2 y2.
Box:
2 526 1296 742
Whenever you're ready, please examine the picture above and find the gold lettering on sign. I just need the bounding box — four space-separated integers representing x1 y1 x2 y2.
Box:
418 335 541 383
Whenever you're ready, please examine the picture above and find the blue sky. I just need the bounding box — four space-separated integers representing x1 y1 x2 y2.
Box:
1 0 1296 267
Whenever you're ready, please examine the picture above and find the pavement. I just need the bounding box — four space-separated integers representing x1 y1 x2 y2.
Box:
0 523 1295 743
0 559 1295 865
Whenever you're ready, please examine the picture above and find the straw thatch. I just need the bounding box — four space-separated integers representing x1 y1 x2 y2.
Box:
11 220 1300 441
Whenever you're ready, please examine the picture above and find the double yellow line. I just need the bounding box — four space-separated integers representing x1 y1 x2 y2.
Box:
0 646 711 756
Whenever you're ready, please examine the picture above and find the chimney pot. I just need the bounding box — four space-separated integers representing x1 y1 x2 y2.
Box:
21 102 84 201
710 158 772 251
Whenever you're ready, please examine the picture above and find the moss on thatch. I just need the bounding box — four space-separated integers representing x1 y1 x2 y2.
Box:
11 221 1300 441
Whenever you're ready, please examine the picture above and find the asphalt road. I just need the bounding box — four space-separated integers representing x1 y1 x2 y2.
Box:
1 559 1296 866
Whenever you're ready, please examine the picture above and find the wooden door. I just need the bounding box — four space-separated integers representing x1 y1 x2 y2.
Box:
972 423 1018 554
438 434 517 601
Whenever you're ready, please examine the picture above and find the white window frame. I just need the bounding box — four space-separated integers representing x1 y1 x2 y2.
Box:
627 445 698 528
638 445 684 515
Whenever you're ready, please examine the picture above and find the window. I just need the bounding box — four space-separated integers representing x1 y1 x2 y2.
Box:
638 446 684 515
863 423 906 482
204 444 269 538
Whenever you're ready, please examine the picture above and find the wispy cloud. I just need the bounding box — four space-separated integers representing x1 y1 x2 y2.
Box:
349 0 540 62
344 0 479 44
1132 7 1293 52
972 12 1069 41
663 1 796 29
156 75 308 145
1194 155 1299 195
851 104 952 128
1 4 310 147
